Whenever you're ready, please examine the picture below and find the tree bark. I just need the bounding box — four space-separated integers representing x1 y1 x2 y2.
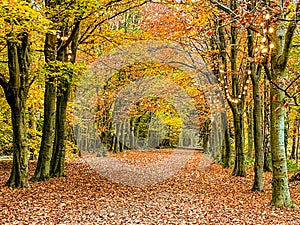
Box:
50 84 70 177
50 21 80 178
222 123 231 168
270 85 296 207
247 104 254 158
31 32 57 181
290 119 298 160
263 74 272 172
3 35 31 188
232 106 245 177
284 110 290 157
251 69 264 191
267 6 298 207
6 97 29 187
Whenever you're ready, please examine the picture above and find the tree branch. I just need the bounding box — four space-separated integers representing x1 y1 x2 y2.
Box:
278 21 297 68
211 0 263 36
265 64 300 106
59 20 81 51
78 0 150 45
268 78 299 106
278 3 300 68
210 0 237 17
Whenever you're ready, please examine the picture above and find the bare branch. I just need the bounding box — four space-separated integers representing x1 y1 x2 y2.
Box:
79 0 150 45
265 63 300 106
211 0 264 38
210 0 237 17
285 73 300 92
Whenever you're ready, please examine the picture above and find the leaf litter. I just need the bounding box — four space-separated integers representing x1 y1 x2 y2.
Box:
0 150 299 224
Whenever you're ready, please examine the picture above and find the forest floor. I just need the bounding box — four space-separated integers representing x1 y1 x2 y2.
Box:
1 150 300 224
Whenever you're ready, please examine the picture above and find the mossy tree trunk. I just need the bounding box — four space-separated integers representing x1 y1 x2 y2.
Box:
51 82 70 177
269 85 295 207
0 34 32 188
32 31 57 181
215 5 245 176
267 11 298 207
50 20 80 178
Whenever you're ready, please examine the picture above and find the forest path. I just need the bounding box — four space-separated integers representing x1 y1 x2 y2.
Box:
0 151 300 224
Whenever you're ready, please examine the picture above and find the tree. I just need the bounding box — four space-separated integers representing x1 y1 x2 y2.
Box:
0 0 48 187
216 0 300 207
31 0 58 181
262 1 298 208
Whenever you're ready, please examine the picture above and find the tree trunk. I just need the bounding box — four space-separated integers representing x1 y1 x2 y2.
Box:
32 80 56 180
247 104 254 158
270 85 296 207
230 0 245 177
296 123 299 165
50 21 80 178
284 110 290 157
232 106 245 177
290 119 298 160
113 123 120 153
31 32 57 181
3 36 31 188
50 84 70 177
263 74 272 172
222 123 231 168
202 119 210 151
119 122 125 152
6 99 29 188
267 10 298 207
251 72 264 191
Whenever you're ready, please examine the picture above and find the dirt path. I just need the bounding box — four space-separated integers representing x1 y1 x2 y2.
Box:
0 151 299 224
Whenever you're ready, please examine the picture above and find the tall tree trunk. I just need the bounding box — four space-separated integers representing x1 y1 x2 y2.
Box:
232 106 245 176
202 119 210 151
251 67 264 191
222 123 231 168
270 85 295 207
50 84 70 177
31 32 57 181
2 35 31 188
247 103 254 158
263 74 272 172
230 0 245 177
247 22 264 190
50 21 80 177
112 123 120 153
267 6 298 207
6 98 29 187
296 124 299 165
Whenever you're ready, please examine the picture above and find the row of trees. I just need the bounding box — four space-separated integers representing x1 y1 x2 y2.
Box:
144 0 300 208
1 0 300 208
0 0 150 186
212 0 299 208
